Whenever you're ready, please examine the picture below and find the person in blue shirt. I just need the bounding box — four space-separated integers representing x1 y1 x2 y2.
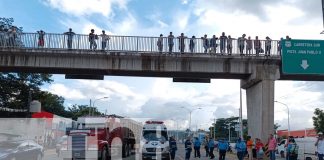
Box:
287 138 298 160
235 138 247 160
218 138 229 160
208 137 215 159
185 137 192 160
193 137 201 158
169 136 177 160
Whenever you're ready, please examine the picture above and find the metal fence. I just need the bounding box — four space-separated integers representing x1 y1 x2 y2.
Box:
0 32 281 56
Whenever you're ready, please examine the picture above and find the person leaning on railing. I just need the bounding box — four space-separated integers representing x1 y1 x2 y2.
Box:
157 34 163 53
37 30 45 48
64 28 75 50
226 35 233 55
254 36 261 56
101 30 110 51
168 32 174 54
201 34 209 53
189 36 195 53
265 36 272 56
178 33 187 54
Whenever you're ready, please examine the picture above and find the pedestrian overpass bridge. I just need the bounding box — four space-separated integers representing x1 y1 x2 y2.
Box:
0 32 321 142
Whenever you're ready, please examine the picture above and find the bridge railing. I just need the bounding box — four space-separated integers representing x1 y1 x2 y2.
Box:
0 32 281 56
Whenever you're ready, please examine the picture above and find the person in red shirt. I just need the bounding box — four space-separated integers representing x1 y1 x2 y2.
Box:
255 138 264 159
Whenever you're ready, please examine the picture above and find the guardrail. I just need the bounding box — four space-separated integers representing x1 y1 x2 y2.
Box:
0 32 281 56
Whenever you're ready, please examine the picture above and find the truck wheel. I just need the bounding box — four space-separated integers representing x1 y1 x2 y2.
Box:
101 146 108 160
305 157 312 160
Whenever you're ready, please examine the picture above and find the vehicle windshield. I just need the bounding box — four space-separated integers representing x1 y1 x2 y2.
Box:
143 131 168 142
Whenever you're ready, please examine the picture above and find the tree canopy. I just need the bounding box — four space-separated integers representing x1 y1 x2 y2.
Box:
313 108 324 133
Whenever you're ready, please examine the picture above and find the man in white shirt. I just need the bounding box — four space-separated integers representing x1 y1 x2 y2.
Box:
315 132 324 160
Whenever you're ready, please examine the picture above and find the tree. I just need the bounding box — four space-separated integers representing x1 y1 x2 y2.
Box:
32 91 71 117
68 105 103 121
313 108 324 133
211 117 243 141
0 73 52 110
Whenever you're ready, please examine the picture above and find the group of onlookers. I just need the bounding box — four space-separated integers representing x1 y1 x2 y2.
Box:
156 32 291 56
0 25 18 47
168 131 324 160
1 27 292 57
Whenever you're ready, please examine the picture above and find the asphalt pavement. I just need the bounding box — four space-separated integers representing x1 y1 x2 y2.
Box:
42 146 288 160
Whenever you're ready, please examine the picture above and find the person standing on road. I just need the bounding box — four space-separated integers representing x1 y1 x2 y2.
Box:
169 136 177 160
246 136 254 160
185 137 193 160
218 138 229 160
235 138 247 160
100 30 110 51
315 132 324 160
255 138 264 160
203 137 209 157
168 32 174 54
287 138 299 160
268 134 277 160
208 137 215 159
193 137 201 158
64 28 75 50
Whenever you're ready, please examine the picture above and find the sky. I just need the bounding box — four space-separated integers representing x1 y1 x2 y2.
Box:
1 0 324 131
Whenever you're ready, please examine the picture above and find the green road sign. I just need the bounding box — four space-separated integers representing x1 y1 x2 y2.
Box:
282 39 324 74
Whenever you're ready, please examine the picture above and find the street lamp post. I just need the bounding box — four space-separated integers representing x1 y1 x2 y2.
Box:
90 97 109 116
180 106 201 132
274 100 290 137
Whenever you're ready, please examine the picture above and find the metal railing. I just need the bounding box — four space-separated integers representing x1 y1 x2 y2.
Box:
0 32 282 56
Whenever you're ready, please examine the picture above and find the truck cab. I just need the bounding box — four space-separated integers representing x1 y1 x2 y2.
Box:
141 121 170 160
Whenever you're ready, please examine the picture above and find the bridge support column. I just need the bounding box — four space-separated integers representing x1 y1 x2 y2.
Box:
241 65 280 143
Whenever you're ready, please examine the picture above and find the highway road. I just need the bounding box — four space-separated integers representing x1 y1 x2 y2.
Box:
42 145 288 160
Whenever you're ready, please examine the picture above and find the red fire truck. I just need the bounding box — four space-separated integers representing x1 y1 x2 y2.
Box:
59 114 142 160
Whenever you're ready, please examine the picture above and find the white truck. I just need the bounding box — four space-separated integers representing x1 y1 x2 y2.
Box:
140 121 170 160
276 137 317 160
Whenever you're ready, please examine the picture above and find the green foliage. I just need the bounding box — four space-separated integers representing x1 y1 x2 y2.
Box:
211 117 244 141
313 108 324 133
0 73 53 110
0 17 23 32
68 105 103 121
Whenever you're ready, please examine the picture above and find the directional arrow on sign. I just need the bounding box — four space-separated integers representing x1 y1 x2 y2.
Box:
300 60 309 70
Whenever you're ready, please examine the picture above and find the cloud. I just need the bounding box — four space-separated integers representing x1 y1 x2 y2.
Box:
46 84 86 100
43 0 128 17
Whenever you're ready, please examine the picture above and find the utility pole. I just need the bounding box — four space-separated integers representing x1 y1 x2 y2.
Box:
214 118 216 139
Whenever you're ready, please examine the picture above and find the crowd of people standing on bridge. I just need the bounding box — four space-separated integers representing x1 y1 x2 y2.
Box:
0 27 293 57
156 32 292 56
0 25 18 47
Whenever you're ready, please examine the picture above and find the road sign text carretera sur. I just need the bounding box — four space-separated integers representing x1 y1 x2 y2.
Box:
282 39 324 74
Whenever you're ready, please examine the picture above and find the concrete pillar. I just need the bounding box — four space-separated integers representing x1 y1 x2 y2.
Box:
241 65 279 143
246 80 274 142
